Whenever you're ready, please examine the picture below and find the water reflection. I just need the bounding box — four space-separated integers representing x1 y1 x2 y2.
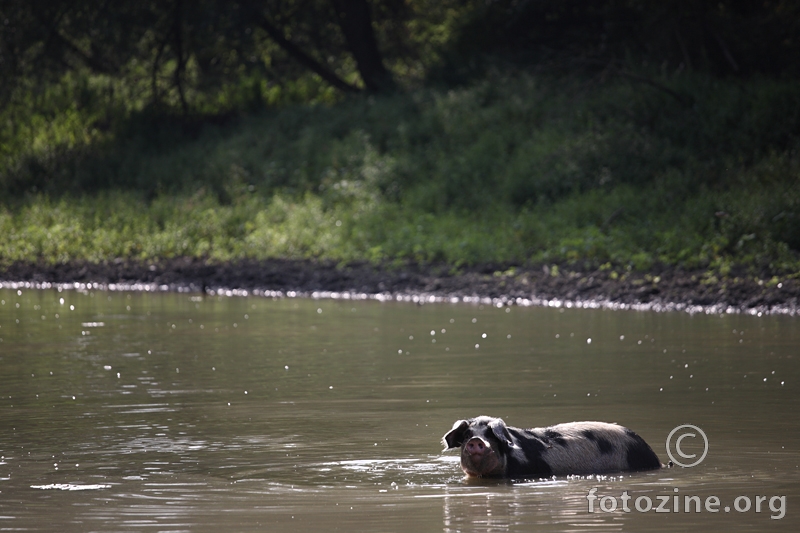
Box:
0 288 798 531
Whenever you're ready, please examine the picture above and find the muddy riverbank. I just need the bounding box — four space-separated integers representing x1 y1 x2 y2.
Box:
2 258 798 315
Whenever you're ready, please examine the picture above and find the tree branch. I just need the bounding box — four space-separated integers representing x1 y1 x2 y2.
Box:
614 68 695 107
709 28 739 73
50 31 115 75
256 13 361 93
151 34 168 106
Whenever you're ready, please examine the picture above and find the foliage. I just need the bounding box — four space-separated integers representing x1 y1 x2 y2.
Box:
2 1 799 274
442 0 800 79
1 72 798 274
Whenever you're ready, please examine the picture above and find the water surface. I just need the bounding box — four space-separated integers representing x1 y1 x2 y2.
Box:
0 288 798 531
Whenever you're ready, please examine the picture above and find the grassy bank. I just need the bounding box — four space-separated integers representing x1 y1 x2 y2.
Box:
1 72 799 276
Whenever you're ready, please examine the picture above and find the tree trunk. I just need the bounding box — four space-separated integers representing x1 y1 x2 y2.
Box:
330 0 395 93
173 0 188 114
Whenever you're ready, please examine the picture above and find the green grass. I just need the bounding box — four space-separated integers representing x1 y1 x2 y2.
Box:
1 72 799 275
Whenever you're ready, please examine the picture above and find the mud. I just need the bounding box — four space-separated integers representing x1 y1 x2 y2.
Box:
1 258 798 315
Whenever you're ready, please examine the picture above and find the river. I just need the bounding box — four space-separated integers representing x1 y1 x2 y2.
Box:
0 288 797 531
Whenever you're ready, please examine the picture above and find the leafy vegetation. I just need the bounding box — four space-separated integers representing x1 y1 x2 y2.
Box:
1 2 799 276
1 71 798 274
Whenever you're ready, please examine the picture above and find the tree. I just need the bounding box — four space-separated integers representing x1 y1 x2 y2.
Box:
0 0 399 112
2 0 799 119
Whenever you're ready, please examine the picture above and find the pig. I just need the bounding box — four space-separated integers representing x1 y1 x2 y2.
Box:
442 416 662 479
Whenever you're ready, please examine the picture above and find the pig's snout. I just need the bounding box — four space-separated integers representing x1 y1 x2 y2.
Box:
460 436 504 477
465 437 489 456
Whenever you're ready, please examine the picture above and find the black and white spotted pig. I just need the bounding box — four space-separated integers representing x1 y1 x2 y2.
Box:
442 416 662 479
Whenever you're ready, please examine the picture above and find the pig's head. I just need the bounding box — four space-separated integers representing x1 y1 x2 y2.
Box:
442 416 516 477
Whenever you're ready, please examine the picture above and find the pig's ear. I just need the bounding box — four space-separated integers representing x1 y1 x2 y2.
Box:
489 418 518 449
442 420 470 450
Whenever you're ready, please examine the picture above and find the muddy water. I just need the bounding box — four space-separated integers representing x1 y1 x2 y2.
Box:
0 288 797 531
